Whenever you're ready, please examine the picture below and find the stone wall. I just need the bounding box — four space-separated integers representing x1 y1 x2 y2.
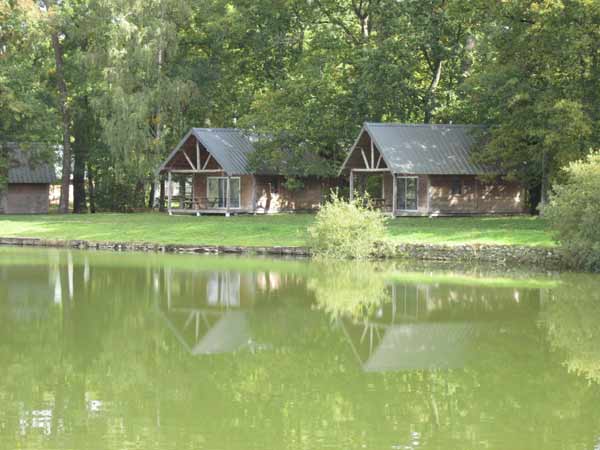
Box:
0 236 564 269
392 243 563 269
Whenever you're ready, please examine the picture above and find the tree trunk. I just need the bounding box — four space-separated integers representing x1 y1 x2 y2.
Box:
51 32 72 214
73 146 86 213
148 182 155 209
539 149 549 216
424 59 443 124
87 163 96 213
135 180 145 210
159 179 166 212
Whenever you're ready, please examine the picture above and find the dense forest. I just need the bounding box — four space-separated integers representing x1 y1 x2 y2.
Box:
1 0 599 212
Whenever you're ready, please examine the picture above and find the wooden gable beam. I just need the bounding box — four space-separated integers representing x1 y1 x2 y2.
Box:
360 148 370 169
196 141 201 169
202 154 212 170
182 149 197 171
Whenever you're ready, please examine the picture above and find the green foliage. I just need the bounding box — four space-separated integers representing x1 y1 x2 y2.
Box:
539 274 600 384
463 0 599 198
546 151 600 271
4 0 600 212
308 193 389 259
308 260 390 319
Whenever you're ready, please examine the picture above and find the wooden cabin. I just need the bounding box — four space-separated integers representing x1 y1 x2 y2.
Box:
339 123 527 216
156 128 335 215
0 144 55 214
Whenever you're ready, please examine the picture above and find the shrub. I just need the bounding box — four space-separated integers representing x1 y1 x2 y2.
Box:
546 151 600 271
308 261 390 319
308 192 389 259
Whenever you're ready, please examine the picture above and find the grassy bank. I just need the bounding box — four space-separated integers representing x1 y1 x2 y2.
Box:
0 212 553 248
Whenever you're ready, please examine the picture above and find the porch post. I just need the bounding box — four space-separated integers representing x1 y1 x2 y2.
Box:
392 173 397 217
349 170 354 202
226 175 231 217
167 171 173 215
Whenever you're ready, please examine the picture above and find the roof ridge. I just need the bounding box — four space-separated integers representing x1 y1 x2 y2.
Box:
192 127 243 132
365 122 483 128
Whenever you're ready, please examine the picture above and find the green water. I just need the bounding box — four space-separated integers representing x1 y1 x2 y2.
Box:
1 247 600 450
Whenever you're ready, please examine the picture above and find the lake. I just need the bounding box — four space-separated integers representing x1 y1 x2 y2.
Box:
1 247 600 450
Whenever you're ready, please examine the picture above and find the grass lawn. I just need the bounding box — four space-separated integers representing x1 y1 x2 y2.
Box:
0 212 554 248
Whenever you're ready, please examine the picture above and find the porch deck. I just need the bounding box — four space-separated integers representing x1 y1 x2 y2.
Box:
168 208 254 216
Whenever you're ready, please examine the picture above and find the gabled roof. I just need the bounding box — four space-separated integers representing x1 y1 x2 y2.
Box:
158 128 256 175
361 322 479 372
343 123 494 175
4 144 56 184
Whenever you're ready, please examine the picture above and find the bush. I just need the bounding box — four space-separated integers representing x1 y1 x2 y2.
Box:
546 151 600 271
308 192 389 259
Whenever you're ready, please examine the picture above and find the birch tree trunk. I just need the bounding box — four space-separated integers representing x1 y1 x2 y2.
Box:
50 32 72 213
424 59 443 124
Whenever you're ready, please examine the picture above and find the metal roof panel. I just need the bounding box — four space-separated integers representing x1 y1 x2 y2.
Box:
364 123 493 175
5 144 56 184
191 128 255 175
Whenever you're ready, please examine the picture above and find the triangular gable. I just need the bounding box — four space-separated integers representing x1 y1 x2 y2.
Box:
156 128 255 176
338 124 392 176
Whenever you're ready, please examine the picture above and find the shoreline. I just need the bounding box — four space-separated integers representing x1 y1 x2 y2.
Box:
0 236 564 269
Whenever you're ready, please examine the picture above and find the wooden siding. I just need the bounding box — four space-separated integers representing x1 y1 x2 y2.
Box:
2 184 50 214
428 175 525 215
255 176 328 212
190 174 329 213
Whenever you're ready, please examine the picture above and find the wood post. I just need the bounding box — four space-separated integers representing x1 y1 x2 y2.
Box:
392 173 397 217
192 174 197 212
167 171 173 214
349 170 354 201
196 141 201 169
226 175 231 216
370 139 375 169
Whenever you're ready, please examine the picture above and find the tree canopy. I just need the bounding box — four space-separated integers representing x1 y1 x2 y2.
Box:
1 0 599 211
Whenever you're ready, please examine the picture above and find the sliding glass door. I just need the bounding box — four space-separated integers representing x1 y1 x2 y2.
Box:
207 177 241 209
396 176 418 211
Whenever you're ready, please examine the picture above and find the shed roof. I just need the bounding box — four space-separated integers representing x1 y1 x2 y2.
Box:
345 123 493 175
158 128 256 175
4 144 56 184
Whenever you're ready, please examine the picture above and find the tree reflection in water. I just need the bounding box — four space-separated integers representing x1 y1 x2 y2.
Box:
1 248 600 450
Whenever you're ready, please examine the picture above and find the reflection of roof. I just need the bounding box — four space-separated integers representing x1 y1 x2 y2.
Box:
160 308 251 355
191 311 250 354
343 321 480 372
5 144 56 184
361 123 493 175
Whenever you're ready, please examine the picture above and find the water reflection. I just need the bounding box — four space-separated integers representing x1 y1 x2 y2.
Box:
1 248 600 450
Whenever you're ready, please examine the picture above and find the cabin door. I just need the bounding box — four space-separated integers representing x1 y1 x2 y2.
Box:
207 177 241 209
396 176 418 211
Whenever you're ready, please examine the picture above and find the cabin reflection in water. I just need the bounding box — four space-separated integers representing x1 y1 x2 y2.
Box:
158 270 283 355
341 282 541 372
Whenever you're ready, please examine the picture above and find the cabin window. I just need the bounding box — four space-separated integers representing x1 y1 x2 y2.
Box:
451 177 463 195
207 177 241 209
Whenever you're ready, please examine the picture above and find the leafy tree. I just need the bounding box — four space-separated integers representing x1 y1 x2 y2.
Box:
463 0 599 211
546 151 600 271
